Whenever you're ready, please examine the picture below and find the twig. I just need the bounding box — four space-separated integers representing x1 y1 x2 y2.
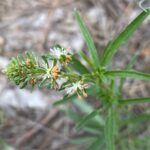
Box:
15 109 60 146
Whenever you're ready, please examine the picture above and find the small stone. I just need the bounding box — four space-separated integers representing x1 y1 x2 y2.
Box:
0 88 48 110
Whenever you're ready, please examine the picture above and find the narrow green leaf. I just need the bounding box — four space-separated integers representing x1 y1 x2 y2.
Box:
121 114 150 126
101 9 150 66
79 50 95 71
62 108 102 134
86 86 99 97
73 99 94 113
71 56 90 74
101 41 113 64
76 108 103 129
17 54 25 65
74 9 99 69
105 107 116 150
119 97 150 105
104 70 150 80
86 137 104 150
73 100 104 125
20 80 28 89
42 55 49 67
72 100 104 133
126 52 139 69
62 108 81 123
71 137 95 145
38 78 49 88
19 77 30 89
53 94 76 106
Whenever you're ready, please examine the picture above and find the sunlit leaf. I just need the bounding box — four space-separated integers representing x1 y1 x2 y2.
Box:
74 9 100 69
104 70 150 81
101 9 150 66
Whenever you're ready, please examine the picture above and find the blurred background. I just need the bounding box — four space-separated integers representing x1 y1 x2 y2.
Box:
0 0 150 150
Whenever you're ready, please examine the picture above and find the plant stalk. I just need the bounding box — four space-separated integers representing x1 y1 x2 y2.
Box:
105 104 117 150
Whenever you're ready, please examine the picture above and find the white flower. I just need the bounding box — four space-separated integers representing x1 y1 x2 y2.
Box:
65 81 89 98
50 46 72 64
50 47 65 59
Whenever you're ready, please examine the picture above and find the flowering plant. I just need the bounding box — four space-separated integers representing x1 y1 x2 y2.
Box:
3 45 90 98
3 9 150 150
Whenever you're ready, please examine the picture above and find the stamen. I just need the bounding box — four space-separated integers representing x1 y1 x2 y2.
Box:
51 66 59 79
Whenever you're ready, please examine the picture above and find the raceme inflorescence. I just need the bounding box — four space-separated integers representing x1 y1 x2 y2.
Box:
3 45 90 98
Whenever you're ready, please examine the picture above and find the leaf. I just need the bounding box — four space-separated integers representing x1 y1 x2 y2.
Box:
126 52 139 69
121 114 150 126
101 41 113 64
26 51 33 61
86 85 100 97
101 9 150 66
53 94 76 106
19 77 30 89
104 70 150 81
58 80 70 91
71 137 95 145
62 108 81 122
41 55 49 67
79 50 95 71
110 79 119 96
17 54 25 65
62 108 102 134
74 9 100 69
86 137 104 150
71 56 90 74
73 100 104 124
119 97 150 105
76 108 103 129
62 99 104 132
104 107 116 150
73 99 94 113
38 78 49 89
20 80 28 89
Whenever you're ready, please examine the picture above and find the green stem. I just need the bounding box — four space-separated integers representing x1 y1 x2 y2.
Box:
105 105 117 150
